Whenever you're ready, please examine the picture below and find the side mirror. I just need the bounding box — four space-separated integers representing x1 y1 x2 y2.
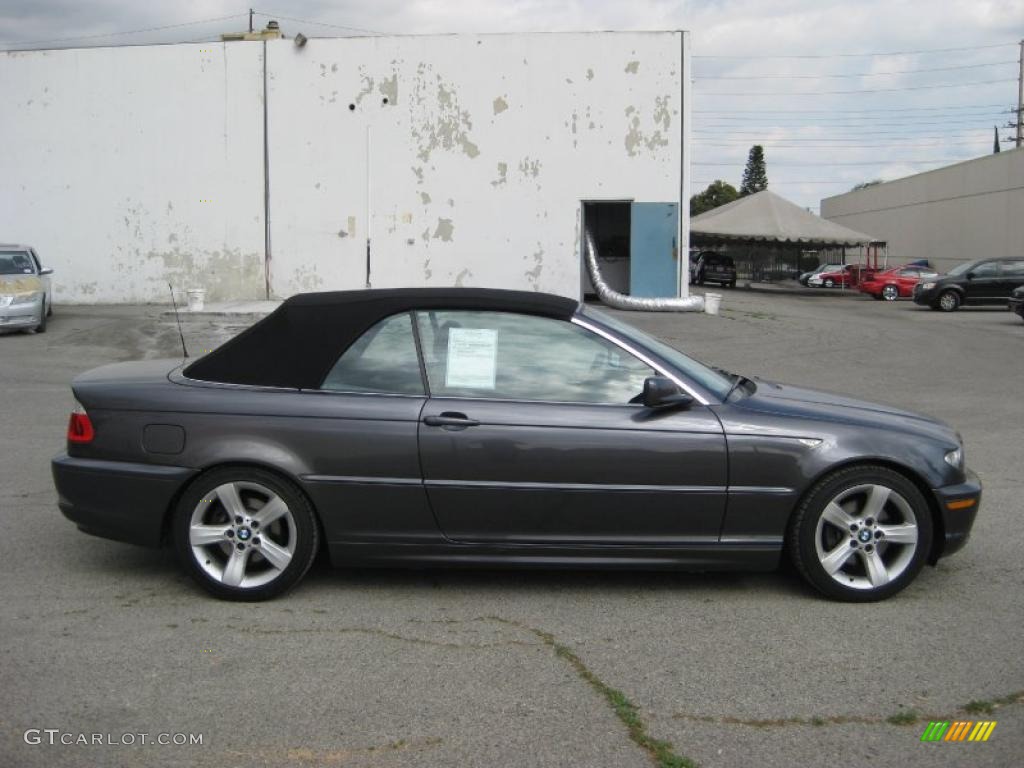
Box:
642 376 694 410
39 267 54 276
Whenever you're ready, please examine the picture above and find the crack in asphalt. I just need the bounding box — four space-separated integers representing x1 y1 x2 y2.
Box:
222 735 444 765
487 616 697 768
225 622 538 650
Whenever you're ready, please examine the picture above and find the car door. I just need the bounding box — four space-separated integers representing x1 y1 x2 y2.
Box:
996 259 1024 299
964 260 1001 303
414 309 728 546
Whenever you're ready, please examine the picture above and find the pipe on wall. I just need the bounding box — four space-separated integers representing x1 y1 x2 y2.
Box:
584 231 704 312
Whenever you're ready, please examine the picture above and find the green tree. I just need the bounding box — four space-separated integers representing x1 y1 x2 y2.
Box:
739 145 768 196
851 179 883 192
690 180 739 216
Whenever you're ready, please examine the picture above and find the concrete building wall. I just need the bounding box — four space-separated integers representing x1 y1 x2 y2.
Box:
1 32 688 303
821 148 1024 274
0 44 267 303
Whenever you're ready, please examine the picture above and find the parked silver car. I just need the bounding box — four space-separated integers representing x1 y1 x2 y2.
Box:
0 245 53 333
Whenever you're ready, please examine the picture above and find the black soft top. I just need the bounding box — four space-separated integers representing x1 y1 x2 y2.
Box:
183 288 579 389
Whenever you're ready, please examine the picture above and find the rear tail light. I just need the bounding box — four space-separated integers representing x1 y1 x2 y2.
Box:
67 403 95 444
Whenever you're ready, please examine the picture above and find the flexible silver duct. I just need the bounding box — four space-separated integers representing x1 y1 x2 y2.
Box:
584 231 704 312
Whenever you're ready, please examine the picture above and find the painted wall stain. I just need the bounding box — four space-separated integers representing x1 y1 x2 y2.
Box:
625 61 640 74
433 218 455 242
148 248 264 301
492 96 508 115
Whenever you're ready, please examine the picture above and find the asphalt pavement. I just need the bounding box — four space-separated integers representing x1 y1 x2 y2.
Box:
1 292 1021 768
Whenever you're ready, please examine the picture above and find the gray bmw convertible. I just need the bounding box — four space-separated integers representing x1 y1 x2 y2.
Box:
52 288 980 601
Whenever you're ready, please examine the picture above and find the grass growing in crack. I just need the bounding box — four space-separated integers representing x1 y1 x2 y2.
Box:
886 711 919 726
528 624 696 768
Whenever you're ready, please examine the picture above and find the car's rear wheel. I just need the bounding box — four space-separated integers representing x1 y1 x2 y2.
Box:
173 467 319 601
824 278 834 288
788 465 933 602
938 290 960 312
882 285 899 301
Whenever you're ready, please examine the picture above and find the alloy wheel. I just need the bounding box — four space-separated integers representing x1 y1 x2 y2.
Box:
882 285 899 301
939 291 960 311
813 484 919 590
188 481 297 588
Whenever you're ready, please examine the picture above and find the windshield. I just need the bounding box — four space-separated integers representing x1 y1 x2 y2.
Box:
0 251 37 276
581 307 735 400
947 261 977 277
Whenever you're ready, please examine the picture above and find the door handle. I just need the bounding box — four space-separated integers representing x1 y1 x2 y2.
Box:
423 412 480 428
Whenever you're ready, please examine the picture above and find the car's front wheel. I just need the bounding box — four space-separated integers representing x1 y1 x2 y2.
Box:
823 278 834 288
788 465 933 601
173 467 319 601
938 290 961 312
882 285 899 301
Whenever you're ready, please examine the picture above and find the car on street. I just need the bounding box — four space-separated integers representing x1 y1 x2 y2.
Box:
0 244 53 333
798 264 831 286
52 288 980 603
913 257 1024 311
1010 286 1024 323
859 264 939 301
690 252 737 288
808 264 876 289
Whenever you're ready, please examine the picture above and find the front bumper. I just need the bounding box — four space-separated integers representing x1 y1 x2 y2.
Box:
52 453 197 546
913 284 940 306
0 297 43 330
1009 296 1024 319
930 468 981 561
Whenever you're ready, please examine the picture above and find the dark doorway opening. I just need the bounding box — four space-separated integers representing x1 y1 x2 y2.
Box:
581 201 631 298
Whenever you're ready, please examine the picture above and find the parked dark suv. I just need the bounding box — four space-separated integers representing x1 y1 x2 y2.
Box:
913 257 1024 312
690 252 737 288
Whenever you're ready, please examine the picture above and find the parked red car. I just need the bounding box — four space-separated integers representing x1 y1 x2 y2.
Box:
807 264 876 289
859 264 939 301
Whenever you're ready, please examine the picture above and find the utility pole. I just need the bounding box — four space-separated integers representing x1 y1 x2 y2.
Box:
249 8 254 34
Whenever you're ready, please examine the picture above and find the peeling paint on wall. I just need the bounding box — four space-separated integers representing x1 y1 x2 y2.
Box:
492 96 508 114
491 162 508 187
379 73 399 105
420 192 432 204
624 61 639 74
409 66 480 162
624 95 671 157
518 157 542 178
454 268 472 286
433 218 455 241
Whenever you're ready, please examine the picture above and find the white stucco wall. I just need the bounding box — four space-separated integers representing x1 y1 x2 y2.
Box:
0 44 267 303
1 32 688 303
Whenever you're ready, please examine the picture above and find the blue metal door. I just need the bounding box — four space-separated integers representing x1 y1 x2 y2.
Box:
629 203 679 298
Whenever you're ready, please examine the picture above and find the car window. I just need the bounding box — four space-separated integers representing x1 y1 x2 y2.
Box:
971 261 999 277
415 310 655 404
0 250 36 276
320 312 424 395
997 260 1024 277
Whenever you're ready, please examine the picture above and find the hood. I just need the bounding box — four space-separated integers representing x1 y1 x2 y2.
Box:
0 275 42 295
733 379 956 442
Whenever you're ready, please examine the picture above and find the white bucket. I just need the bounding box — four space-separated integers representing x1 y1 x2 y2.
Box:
186 288 206 312
704 292 722 315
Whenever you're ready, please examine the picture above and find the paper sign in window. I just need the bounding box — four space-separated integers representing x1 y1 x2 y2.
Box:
445 328 498 389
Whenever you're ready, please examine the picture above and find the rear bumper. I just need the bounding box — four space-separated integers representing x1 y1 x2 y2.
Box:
52 453 196 547
931 468 981 561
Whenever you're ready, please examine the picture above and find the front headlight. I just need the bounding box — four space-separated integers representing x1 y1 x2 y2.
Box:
10 291 42 306
944 446 964 471
920 282 936 290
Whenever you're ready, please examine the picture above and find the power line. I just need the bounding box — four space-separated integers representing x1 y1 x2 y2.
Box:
694 140 988 148
693 129 994 139
697 60 1017 79
0 13 247 48
697 78 1015 96
694 180 854 184
694 103 1008 113
698 117 1004 128
694 160 955 166
692 41 1017 59
252 9 381 35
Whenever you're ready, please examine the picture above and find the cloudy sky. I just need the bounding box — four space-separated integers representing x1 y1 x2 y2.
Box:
2 1 1022 209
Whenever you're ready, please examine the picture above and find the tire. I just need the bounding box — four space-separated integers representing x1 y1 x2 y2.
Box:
938 290 960 312
787 465 933 602
823 278 834 288
882 285 899 302
35 305 47 334
173 466 319 601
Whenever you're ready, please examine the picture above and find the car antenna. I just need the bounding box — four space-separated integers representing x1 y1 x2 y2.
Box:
167 283 189 359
